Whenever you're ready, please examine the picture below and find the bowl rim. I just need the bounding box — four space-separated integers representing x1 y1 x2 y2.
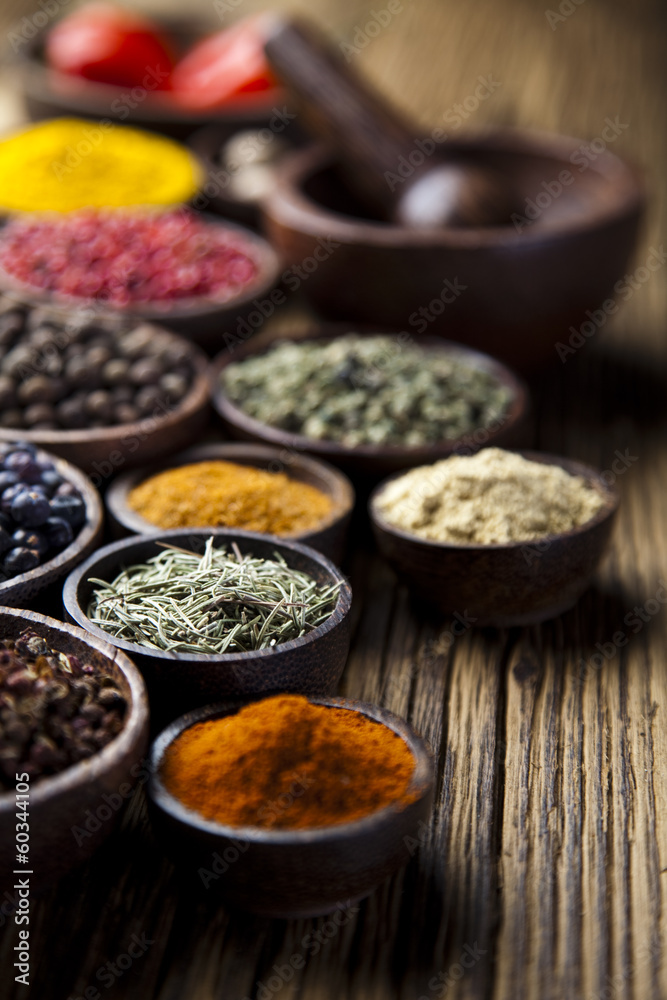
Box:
63 527 353 663
14 17 288 124
210 328 528 460
0 607 149 808
147 694 434 843
0 446 103 601
105 441 356 539
0 321 210 449
0 214 281 321
369 449 620 551
264 132 644 247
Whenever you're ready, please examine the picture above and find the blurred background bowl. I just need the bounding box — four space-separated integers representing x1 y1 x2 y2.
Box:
188 122 306 228
262 132 644 372
13 17 290 142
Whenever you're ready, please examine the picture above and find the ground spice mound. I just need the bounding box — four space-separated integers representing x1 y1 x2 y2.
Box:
127 460 333 534
0 118 201 213
375 448 605 544
160 695 416 829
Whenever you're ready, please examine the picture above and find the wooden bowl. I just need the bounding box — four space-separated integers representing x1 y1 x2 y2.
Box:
188 123 306 228
105 443 355 565
369 452 619 626
147 695 434 917
210 327 528 480
261 133 644 371
0 607 149 896
0 218 282 352
0 324 210 480
63 529 353 724
0 448 102 608
13 18 289 143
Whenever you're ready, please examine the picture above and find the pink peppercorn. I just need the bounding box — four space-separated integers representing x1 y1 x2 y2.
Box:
0 209 260 307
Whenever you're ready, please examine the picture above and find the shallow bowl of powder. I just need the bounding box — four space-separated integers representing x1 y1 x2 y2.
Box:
146 694 434 917
369 449 619 626
105 442 355 565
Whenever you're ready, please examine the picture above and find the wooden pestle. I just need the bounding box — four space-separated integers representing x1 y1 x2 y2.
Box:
263 16 513 229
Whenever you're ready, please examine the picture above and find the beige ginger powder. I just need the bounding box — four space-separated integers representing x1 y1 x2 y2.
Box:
375 448 605 544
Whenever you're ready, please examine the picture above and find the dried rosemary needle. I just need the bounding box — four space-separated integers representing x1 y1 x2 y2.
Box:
86 538 342 655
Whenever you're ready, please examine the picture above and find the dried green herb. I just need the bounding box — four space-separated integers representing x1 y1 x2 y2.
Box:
222 334 513 447
87 538 341 655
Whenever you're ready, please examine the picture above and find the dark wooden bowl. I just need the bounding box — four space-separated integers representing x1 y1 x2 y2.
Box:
147 695 434 917
105 442 355 565
261 133 644 371
0 449 102 608
369 452 619 626
13 18 288 143
188 122 307 228
0 325 210 480
0 607 149 896
0 218 282 352
210 326 528 480
63 529 352 724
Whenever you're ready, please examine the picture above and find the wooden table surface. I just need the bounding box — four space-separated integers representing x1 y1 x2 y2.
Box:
1 1 666 998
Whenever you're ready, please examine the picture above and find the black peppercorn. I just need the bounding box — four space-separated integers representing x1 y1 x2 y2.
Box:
0 301 194 432
136 385 164 414
0 376 17 408
0 410 24 429
2 345 35 378
129 358 163 386
0 310 25 344
159 373 188 403
85 345 113 368
113 403 141 424
102 358 130 385
65 356 94 388
24 403 57 427
56 396 87 429
84 389 113 421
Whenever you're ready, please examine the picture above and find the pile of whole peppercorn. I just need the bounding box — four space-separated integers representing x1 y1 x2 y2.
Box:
0 442 86 580
0 298 196 431
0 208 259 307
0 628 127 787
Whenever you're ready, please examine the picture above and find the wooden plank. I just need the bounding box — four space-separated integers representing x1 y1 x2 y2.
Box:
0 0 666 997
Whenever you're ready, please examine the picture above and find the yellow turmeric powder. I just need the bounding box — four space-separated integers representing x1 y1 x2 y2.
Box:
160 695 416 829
127 460 333 535
0 118 201 212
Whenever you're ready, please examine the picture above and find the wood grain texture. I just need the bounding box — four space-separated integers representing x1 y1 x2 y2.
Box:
0 0 666 997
